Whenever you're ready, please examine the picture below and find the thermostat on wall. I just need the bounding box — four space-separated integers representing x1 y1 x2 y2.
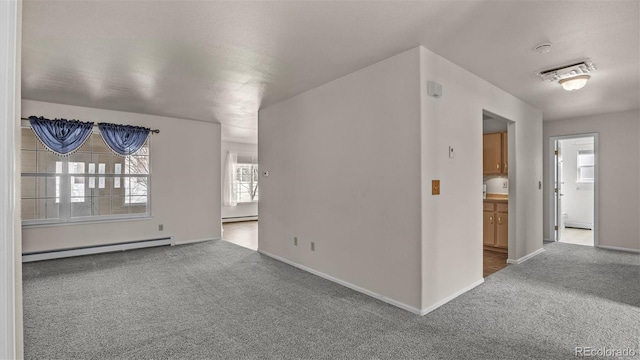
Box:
427 81 443 99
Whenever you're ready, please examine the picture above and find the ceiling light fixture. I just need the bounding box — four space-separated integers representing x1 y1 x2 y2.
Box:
536 60 596 91
559 75 590 91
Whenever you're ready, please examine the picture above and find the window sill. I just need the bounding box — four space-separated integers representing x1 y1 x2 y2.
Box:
22 215 152 229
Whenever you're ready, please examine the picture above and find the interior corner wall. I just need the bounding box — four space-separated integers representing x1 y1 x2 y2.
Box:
14 1 23 356
543 110 640 251
221 140 258 220
418 46 543 310
258 48 423 310
1 0 21 357
21 100 222 252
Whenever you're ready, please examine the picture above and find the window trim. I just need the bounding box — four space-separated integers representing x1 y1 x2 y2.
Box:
22 213 152 228
21 123 152 227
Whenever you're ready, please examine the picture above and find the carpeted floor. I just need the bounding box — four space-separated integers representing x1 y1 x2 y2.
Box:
23 241 640 359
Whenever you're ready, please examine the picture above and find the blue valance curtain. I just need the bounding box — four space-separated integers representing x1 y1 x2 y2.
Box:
28 116 152 157
28 116 94 156
98 123 151 156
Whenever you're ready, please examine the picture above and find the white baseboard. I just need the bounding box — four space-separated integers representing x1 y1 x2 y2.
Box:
174 237 219 245
596 244 640 254
258 250 424 315
22 238 173 263
507 247 545 264
258 249 484 316
419 278 485 316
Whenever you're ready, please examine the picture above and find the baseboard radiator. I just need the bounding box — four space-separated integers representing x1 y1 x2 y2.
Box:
222 216 258 223
22 237 173 263
564 221 593 230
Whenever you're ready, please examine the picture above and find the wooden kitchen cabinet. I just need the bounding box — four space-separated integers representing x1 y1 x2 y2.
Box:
496 211 508 248
501 132 508 174
483 210 496 246
483 132 508 175
483 201 508 251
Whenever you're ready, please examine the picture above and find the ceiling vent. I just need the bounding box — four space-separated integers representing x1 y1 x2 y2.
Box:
536 60 596 82
536 60 596 91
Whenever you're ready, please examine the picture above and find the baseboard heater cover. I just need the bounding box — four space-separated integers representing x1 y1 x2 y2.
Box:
222 216 258 223
564 221 593 230
22 237 173 263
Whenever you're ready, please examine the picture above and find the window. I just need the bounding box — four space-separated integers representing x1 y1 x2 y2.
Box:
577 149 594 183
21 128 150 225
233 161 258 203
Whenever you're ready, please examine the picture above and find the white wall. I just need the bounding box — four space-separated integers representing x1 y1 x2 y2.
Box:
544 110 640 251
221 140 258 220
259 48 423 309
418 46 543 310
1 0 21 357
559 139 594 228
259 46 543 314
21 100 222 252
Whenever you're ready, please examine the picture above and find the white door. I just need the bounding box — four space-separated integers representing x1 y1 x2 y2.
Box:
554 141 563 241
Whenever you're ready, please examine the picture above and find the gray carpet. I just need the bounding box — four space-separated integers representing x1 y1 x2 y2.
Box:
23 241 640 359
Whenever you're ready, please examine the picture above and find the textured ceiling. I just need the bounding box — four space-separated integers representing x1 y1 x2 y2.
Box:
22 1 640 143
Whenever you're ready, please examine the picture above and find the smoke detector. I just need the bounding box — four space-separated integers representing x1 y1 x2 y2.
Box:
533 43 553 54
536 60 597 91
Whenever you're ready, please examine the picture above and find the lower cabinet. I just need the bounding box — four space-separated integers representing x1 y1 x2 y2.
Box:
483 211 495 246
483 201 508 251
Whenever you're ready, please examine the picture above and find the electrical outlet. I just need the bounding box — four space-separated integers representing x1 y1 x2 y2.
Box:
294 237 298 246
449 146 454 159
503 181 508 188
311 242 315 251
159 224 164 231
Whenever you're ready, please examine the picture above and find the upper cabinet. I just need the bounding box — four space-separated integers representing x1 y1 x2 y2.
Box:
502 132 508 174
483 131 508 175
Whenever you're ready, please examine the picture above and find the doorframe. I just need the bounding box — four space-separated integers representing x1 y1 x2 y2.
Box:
482 110 516 262
0 0 20 357
547 133 599 246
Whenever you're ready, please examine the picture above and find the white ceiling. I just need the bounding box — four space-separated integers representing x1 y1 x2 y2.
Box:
22 1 639 143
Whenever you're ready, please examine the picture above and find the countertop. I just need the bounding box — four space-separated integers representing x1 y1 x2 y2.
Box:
484 193 508 202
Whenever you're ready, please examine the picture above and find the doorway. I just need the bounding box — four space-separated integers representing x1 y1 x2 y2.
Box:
482 111 514 277
221 145 259 250
550 134 598 246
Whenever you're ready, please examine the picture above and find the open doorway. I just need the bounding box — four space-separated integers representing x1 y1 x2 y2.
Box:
221 142 259 250
482 111 514 277
550 134 598 247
